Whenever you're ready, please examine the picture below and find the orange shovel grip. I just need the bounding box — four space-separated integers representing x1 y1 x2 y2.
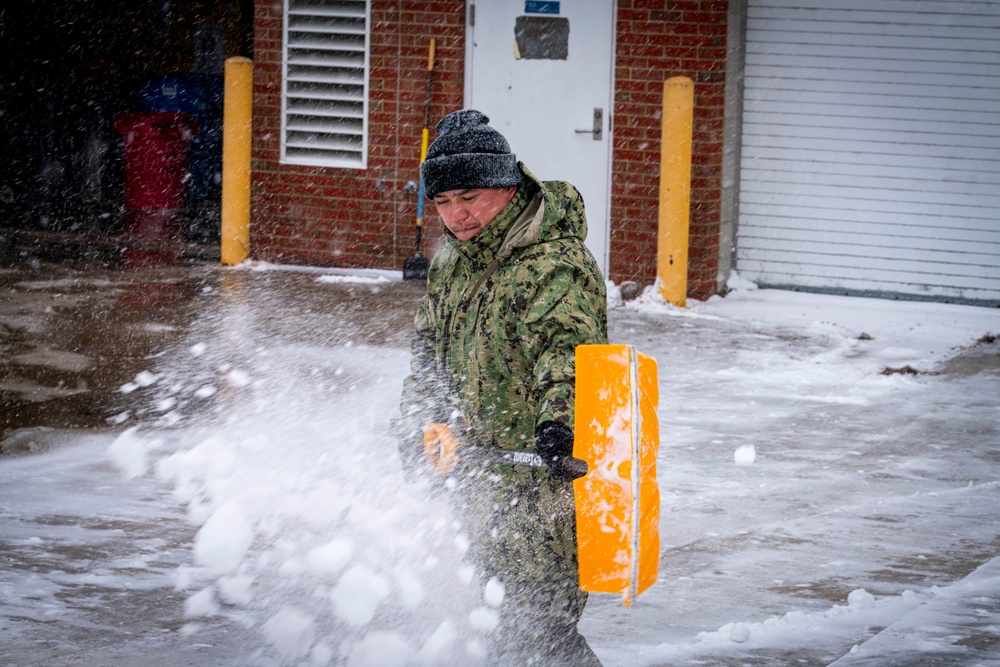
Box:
423 422 461 475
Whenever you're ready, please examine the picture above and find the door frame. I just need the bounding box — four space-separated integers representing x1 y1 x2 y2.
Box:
462 0 618 273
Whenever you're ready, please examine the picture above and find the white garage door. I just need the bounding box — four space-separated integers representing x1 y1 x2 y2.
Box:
736 0 1000 305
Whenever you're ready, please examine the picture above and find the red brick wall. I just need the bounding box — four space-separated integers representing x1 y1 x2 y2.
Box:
252 1 466 268
611 0 728 299
252 0 728 298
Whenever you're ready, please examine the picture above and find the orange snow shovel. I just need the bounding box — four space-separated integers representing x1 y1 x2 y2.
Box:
422 345 661 606
574 344 660 606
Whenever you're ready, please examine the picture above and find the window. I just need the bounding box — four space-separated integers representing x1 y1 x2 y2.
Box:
514 16 569 60
282 0 369 168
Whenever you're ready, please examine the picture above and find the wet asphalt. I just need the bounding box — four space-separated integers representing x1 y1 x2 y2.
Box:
0 256 424 449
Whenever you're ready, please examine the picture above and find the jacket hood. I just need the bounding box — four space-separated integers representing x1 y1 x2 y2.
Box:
446 163 589 266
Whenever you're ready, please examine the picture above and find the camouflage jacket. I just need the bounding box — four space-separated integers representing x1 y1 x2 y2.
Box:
399 163 608 456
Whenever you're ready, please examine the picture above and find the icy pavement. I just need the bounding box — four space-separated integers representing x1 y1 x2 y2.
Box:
1 261 998 666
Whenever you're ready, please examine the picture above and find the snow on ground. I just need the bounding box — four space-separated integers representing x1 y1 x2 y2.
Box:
2 265 999 666
586 278 1000 666
106 273 489 666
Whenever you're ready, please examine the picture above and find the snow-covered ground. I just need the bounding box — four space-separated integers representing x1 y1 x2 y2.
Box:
1 263 998 666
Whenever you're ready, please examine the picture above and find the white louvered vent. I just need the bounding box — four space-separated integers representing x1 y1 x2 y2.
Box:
282 0 369 168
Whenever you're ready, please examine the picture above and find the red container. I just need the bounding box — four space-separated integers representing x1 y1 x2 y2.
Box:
121 210 185 267
114 111 199 212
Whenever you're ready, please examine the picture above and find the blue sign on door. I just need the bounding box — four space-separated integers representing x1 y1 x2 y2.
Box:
525 1 560 14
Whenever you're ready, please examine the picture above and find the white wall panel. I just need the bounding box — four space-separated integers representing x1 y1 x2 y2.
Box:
737 0 1000 304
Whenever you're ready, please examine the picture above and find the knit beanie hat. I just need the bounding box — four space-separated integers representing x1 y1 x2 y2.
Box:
421 110 523 199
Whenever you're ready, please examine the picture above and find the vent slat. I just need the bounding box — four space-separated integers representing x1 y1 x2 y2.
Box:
282 0 368 168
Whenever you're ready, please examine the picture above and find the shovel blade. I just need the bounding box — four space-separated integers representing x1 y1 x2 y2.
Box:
403 256 430 281
573 344 660 605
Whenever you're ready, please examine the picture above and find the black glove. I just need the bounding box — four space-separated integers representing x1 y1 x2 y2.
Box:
535 422 588 483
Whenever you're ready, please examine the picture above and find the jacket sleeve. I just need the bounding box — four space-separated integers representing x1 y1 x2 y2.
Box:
518 245 608 430
397 292 444 444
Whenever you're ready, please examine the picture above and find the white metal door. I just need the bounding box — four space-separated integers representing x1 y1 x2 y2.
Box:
466 0 615 274
737 0 1000 305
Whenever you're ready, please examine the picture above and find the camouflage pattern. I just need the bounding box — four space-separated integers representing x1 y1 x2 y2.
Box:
399 162 608 454
398 163 607 665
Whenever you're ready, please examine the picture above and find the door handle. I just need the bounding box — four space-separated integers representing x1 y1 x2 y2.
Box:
574 108 603 141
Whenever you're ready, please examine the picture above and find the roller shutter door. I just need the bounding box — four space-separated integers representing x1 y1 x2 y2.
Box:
736 0 1000 305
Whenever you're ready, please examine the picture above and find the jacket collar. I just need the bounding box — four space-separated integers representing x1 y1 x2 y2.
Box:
449 164 545 266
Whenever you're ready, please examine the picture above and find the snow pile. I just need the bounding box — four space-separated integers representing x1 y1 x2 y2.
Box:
643 588 928 664
109 320 497 664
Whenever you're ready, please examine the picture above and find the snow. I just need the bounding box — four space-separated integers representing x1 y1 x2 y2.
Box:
418 619 459 664
193 502 255 575
107 426 151 479
733 443 756 465
483 577 505 607
1 265 999 665
263 606 314 657
184 586 220 618
306 538 354 575
468 607 500 632
330 565 391 627
218 574 255 606
346 631 413 667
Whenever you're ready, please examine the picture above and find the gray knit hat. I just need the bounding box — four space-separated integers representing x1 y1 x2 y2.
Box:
421 110 523 199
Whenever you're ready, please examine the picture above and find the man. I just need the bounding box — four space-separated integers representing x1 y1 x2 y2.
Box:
397 109 607 666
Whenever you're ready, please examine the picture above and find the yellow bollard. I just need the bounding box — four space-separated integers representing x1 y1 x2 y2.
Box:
222 57 253 266
656 76 694 307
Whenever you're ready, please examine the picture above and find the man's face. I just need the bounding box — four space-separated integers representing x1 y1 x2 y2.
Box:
432 187 516 241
